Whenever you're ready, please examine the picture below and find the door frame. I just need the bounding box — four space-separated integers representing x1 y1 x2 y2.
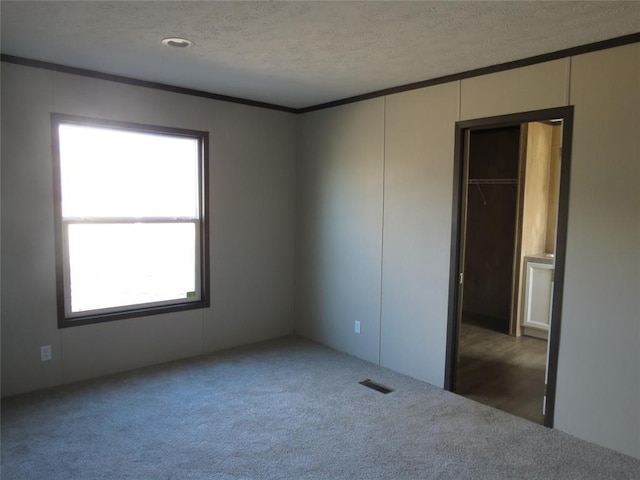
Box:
444 106 574 428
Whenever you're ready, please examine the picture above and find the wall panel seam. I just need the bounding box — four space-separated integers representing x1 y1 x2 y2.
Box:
378 96 387 366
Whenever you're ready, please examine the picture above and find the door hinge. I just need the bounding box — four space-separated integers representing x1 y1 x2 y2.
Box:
459 272 464 285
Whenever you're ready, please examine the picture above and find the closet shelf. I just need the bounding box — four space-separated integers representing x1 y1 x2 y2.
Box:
468 178 518 185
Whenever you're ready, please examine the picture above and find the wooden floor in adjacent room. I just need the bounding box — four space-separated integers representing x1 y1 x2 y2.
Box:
456 322 547 425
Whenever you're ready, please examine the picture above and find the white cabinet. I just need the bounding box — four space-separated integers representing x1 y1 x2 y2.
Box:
522 258 554 337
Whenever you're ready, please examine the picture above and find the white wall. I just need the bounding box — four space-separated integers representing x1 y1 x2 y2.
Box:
554 43 640 458
296 45 640 458
459 59 569 119
295 99 384 364
380 82 459 386
1 62 297 395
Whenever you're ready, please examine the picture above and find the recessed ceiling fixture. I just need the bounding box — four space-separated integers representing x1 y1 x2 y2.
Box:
162 37 192 48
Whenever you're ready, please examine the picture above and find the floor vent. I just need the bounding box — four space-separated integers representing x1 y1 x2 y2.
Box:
359 379 394 394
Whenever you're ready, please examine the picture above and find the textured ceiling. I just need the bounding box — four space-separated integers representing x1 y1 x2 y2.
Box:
1 1 639 109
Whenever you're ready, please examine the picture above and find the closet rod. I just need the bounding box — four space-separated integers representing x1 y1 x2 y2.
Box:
468 178 517 185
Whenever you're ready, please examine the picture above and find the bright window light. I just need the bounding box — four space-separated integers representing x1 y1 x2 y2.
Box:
52 115 209 327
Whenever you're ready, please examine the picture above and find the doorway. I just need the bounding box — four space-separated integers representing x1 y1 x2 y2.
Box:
445 107 574 428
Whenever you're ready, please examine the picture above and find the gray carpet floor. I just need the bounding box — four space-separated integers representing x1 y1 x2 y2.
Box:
2 336 640 479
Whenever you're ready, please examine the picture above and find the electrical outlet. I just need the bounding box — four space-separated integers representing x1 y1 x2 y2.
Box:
40 345 52 362
354 320 361 334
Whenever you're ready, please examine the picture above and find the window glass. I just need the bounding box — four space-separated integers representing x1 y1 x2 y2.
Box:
67 223 197 313
52 115 209 327
58 124 199 218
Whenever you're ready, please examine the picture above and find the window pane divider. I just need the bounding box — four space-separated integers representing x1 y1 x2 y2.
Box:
63 217 198 224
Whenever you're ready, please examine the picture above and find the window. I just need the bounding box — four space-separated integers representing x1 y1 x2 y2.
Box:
51 114 209 327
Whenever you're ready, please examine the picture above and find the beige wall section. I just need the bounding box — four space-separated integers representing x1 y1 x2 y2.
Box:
296 99 384 364
203 101 297 352
52 70 204 128
380 83 459 387
555 44 640 458
0 63 297 397
1 65 62 395
61 310 204 384
461 59 569 120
